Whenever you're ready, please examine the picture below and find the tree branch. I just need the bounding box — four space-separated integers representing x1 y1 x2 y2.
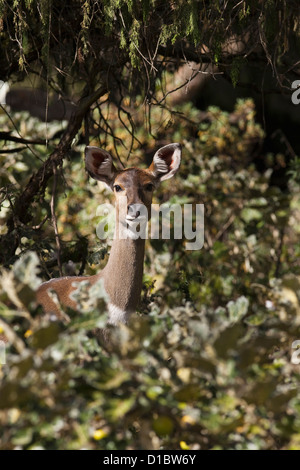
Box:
9 85 107 228
0 131 47 146
0 85 107 264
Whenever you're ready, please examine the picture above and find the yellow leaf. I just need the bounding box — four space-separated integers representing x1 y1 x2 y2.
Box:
24 329 33 338
93 429 108 440
180 441 190 450
181 415 197 426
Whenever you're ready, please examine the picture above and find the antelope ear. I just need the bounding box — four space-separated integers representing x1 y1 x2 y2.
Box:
85 146 117 188
149 143 181 182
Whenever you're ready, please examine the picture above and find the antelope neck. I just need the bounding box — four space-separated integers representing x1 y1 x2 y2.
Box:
99 234 146 321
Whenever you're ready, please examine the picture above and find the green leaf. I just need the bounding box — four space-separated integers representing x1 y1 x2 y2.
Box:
227 296 249 323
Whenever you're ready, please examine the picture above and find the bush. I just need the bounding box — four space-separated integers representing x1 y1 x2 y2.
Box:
1 99 300 449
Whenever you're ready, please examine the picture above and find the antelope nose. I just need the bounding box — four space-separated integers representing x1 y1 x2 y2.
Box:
127 203 144 219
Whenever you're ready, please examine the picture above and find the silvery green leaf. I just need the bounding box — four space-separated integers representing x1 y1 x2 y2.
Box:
227 296 249 323
12 251 41 290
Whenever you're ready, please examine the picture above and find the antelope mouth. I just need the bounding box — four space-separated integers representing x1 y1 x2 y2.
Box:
125 215 147 224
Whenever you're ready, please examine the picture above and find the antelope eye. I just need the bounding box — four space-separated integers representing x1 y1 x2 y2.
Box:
114 185 123 192
145 183 154 192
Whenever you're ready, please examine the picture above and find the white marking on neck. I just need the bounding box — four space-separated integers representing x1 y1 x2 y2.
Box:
108 303 132 325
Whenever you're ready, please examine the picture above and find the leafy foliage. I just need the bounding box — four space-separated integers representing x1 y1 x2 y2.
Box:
1 0 300 88
1 97 300 450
